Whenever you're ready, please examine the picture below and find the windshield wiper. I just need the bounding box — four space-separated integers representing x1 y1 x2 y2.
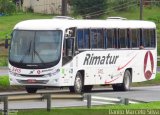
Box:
33 49 45 64
19 41 32 63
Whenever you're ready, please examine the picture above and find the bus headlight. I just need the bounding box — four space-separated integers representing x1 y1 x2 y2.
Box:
9 71 21 77
44 69 60 77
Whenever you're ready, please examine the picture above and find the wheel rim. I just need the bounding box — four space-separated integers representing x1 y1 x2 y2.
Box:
124 72 130 89
75 75 82 92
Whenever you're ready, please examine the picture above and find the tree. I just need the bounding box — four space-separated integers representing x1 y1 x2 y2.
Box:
69 0 108 18
0 0 16 15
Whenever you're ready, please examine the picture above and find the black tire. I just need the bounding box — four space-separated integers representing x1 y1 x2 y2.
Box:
69 86 74 93
112 84 121 91
25 87 38 93
84 85 93 92
69 72 83 93
112 70 131 91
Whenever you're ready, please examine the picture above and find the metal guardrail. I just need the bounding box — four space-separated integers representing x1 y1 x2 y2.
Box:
83 94 146 108
0 92 83 115
0 92 145 115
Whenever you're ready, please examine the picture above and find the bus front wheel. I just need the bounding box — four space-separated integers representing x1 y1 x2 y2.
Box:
69 72 83 93
25 87 38 93
112 70 131 91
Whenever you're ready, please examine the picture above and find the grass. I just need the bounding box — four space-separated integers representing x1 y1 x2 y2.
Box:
16 101 160 115
0 56 7 66
0 75 9 87
0 13 53 40
132 72 160 87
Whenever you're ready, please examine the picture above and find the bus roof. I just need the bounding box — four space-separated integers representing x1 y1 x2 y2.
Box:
14 19 156 30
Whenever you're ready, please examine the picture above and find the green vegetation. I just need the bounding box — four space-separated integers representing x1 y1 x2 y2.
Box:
158 61 160 66
0 0 16 15
0 75 9 87
0 56 7 66
17 101 160 115
69 0 108 18
0 13 52 40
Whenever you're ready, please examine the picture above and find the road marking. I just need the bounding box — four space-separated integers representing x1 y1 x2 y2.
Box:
83 100 116 105
92 96 119 102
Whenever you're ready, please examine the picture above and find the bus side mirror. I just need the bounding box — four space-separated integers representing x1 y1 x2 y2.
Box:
5 34 11 49
5 38 10 49
66 38 74 57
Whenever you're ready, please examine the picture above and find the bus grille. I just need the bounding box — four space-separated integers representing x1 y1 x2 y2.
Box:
20 74 44 77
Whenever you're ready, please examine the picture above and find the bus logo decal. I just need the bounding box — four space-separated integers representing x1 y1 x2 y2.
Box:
83 53 119 65
117 54 137 71
144 51 154 80
37 70 41 75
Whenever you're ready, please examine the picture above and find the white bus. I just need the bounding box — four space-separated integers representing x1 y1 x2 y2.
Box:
5 17 157 93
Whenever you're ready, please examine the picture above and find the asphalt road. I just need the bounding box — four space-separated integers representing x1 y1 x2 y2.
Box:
0 86 160 110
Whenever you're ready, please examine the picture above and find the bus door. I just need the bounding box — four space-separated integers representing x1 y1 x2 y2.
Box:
62 27 76 82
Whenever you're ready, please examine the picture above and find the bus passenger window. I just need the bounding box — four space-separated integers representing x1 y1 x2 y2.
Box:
107 29 113 48
97 29 104 48
84 29 90 48
91 29 97 48
139 29 144 48
131 29 139 48
127 29 131 48
119 29 127 48
104 30 107 48
77 29 83 49
150 29 156 47
143 29 151 47
113 29 118 48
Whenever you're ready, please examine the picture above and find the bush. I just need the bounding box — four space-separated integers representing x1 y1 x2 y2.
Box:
0 0 16 15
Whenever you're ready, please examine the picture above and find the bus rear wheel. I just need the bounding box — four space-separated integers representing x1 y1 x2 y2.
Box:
112 70 131 91
69 72 83 93
25 87 38 93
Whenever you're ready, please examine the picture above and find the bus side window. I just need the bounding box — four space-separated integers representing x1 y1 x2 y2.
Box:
107 29 113 48
104 29 107 48
139 29 144 48
113 29 118 48
127 29 131 48
97 29 104 48
119 29 127 48
143 29 151 48
91 29 97 48
84 29 90 48
151 29 156 47
77 29 83 49
131 29 139 48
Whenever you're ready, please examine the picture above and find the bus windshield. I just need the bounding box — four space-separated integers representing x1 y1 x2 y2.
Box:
9 30 62 68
